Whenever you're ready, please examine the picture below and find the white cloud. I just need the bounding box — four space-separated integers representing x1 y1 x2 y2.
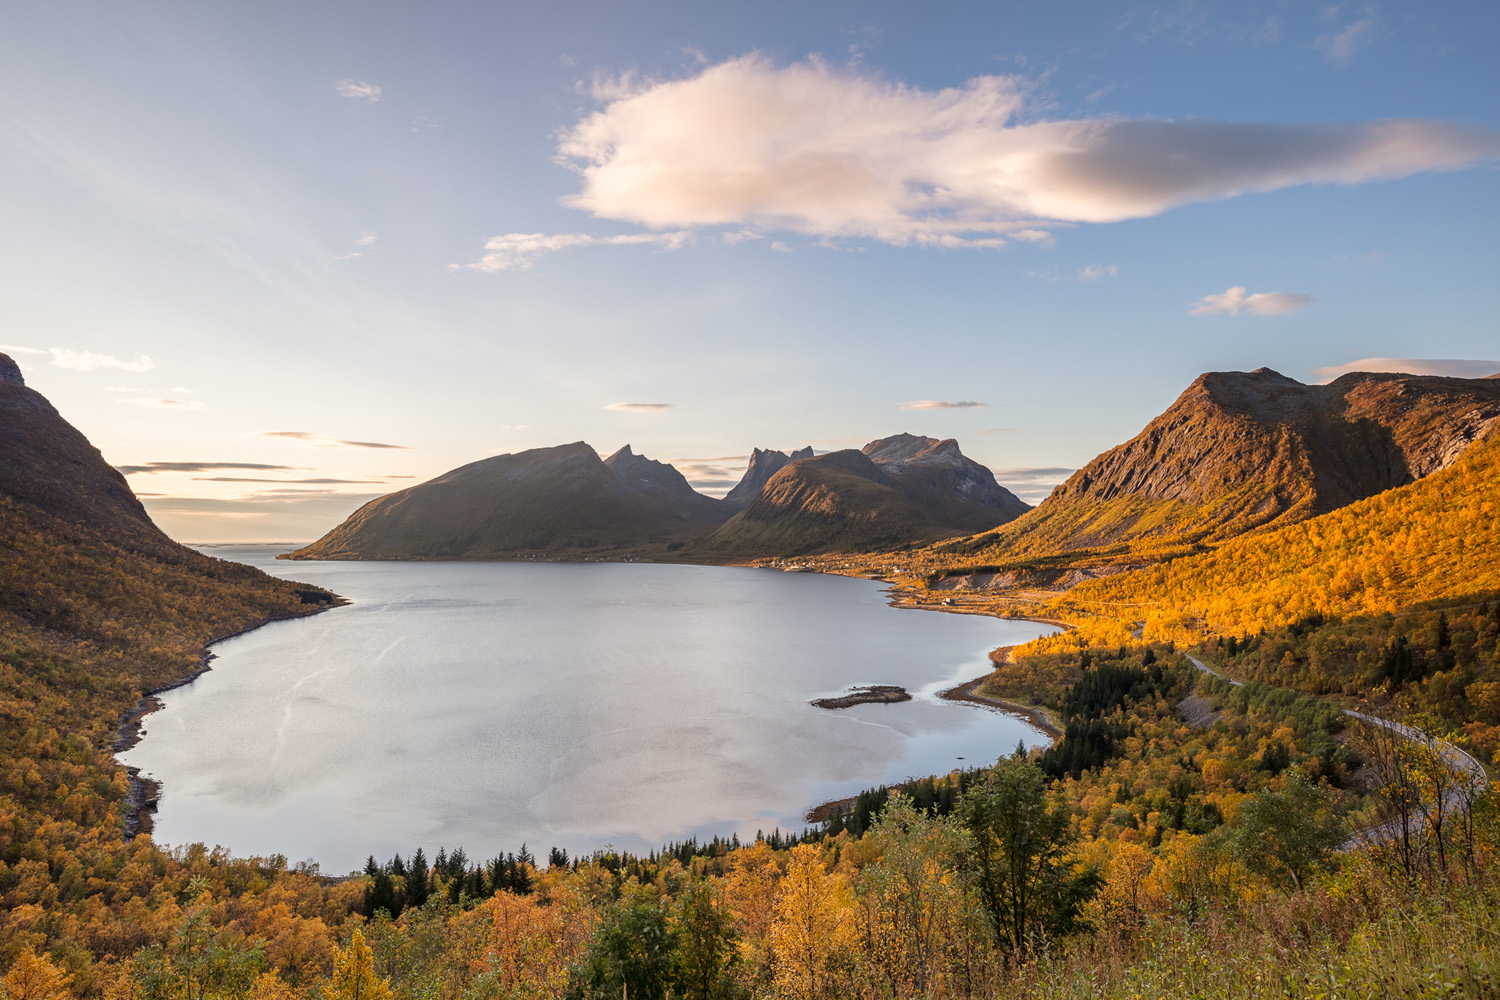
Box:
46 348 155 372
552 55 1499 248
1078 263 1119 281
603 402 672 412
721 229 763 244
1188 286 1313 316
0 344 47 356
355 231 378 246
460 231 690 272
1312 357 1500 382
123 398 202 410
769 241 794 253
254 431 407 449
1314 18 1376 66
898 400 987 410
335 79 382 102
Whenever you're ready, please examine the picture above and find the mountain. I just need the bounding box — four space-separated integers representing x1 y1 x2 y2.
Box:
0 353 161 548
286 442 732 560
723 446 814 506
1052 422 1500 641
934 367 1500 578
700 434 1028 557
604 445 725 523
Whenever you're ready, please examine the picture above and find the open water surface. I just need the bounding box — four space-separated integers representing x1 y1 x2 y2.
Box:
122 546 1057 871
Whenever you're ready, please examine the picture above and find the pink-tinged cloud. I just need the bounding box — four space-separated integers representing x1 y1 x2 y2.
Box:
552 55 1500 247
898 400 987 410
603 402 673 412
1189 286 1312 316
1313 358 1500 382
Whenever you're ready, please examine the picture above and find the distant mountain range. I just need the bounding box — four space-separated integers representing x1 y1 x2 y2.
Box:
286 433 1029 561
932 367 1500 585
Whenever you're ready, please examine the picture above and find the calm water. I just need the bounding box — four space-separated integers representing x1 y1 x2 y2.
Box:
122 546 1056 872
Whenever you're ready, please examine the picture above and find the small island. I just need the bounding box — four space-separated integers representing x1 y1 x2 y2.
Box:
811 684 912 709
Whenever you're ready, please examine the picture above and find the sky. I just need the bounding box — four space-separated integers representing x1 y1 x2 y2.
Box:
2 0 1497 542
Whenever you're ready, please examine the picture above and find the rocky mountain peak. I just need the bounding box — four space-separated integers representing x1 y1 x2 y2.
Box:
0 353 23 386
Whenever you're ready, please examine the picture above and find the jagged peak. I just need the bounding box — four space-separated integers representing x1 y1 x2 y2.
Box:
0 353 23 387
789 446 814 461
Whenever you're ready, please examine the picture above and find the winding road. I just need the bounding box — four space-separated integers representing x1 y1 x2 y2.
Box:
1184 654 1490 850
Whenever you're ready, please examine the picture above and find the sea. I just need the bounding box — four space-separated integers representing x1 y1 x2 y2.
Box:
120 545 1057 872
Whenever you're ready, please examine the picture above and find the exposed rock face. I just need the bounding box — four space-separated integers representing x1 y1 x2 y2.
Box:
288 442 732 560
0 352 161 545
863 433 1031 526
723 446 818 506
949 368 1500 563
702 434 1028 556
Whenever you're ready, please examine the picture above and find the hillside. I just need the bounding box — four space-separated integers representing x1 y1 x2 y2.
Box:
930 368 1500 581
700 434 1028 557
1042 424 1500 642
723 446 814 506
286 442 731 560
0 352 348 974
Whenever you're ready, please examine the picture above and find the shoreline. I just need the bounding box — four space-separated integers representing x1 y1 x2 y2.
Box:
112 604 344 840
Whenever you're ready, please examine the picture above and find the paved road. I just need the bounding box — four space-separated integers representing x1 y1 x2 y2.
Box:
1184 654 1490 850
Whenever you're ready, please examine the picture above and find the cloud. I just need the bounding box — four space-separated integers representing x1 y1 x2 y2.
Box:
459 231 690 271
191 477 389 484
992 466 1076 504
254 431 408 449
1077 263 1119 281
1314 18 1376 66
551 55 1498 248
335 79 382 102
603 402 672 412
1312 357 1500 382
355 231 378 246
122 397 202 409
899 400 986 410
1188 286 1313 316
116 462 311 475
9 347 156 372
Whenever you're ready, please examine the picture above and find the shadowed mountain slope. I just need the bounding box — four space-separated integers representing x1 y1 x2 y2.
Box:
286 442 730 560
0 353 160 549
933 368 1500 578
700 434 1028 556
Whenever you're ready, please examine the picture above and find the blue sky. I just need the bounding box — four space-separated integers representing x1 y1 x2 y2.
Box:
2 1 1496 541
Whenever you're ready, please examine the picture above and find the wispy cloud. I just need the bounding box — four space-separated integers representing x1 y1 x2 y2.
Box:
603 402 673 413
117 462 311 475
992 466 1075 504
255 431 408 449
2 344 155 372
1188 286 1313 316
1077 263 1119 281
192 477 389 484
899 400 987 410
459 231 690 271
334 79 382 102
1314 18 1377 66
553 55 1499 249
1312 357 1500 382
122 397 202 410
355 231 378 246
